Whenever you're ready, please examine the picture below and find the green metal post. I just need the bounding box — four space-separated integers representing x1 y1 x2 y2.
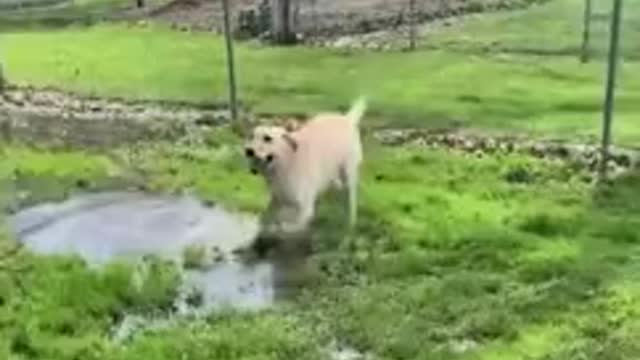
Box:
408 0 417 50
0 62 5 93
599 0 623 180
222 0 238 122
580 0 592 63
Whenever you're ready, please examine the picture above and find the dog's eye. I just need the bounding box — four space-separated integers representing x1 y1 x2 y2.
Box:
263 135 273 143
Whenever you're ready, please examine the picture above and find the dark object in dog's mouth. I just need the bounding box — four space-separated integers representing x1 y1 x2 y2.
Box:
250 168 259 175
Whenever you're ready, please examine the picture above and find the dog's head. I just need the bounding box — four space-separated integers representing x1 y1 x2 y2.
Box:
244 125 298 175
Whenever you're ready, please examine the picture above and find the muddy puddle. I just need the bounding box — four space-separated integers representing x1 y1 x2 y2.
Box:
8 191 310 312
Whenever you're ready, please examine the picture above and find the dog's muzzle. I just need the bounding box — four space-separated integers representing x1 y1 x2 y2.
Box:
246 148 265 175
245 148 274 175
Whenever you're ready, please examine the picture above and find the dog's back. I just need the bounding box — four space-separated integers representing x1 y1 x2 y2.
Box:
291 99 365 194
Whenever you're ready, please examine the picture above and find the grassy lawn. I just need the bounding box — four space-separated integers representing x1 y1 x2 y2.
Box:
4 0 640 359
2 0 640 144
429 0 640 60
3 128 640 359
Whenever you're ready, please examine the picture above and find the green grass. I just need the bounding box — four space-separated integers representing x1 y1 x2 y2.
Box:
429 0 640 60
3 0 640 144
4 126 640 359
0 240 181 359
4 0 640 358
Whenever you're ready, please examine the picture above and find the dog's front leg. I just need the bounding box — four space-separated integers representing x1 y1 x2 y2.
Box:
260 197 283 235
281 195 315 234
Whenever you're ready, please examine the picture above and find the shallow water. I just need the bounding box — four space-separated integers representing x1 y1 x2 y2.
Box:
8 191 307 311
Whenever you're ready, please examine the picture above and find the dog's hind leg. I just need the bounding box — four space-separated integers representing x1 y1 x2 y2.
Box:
340 165 359 229
347 175 358 228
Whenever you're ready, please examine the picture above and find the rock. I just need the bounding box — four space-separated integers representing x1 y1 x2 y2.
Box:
333 37 355 48
366 42 378 51
450 339 478 354
9 91 25 106
481 137 497 152
612 152 632 167
413 137 427 147
462 139 475 151
530 143 546 157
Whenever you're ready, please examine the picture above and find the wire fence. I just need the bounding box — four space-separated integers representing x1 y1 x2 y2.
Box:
232 0 550 42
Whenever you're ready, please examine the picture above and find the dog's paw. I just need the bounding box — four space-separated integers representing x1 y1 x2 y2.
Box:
251 234 279 257
280 221 306 235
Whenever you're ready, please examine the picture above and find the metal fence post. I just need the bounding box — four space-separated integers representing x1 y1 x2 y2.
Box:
0 62 5 93
222 0 239 123
0 33 4 93
599 0 623 181
408 0 417 50
580 0 592 63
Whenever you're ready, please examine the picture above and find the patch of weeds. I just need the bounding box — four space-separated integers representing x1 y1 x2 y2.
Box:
0 241 181 359
9 326 39 358
2 146 125 209
367 247 442 279
108 313 325 360
115 141 265 212
518 211 583 237
593 171 640 214
182 244 209 269
589 218 640 244
517 254 577 283
4 127 640 359
126 256 182 312
439 227 529 272
504 163 536 184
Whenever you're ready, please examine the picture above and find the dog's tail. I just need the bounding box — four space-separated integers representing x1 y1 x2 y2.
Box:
346 97 367 126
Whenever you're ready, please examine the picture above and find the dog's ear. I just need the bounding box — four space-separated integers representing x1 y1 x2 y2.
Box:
282 133 298 152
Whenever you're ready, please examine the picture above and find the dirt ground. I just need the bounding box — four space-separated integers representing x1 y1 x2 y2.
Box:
150 0 545 37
